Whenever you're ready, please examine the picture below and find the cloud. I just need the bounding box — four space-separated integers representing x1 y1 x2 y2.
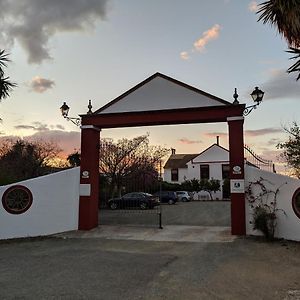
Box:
193 24 221 52
178 137 202 144
180 51 190 60
14 125 36 130
261 69 300 100
248 1 258 12
29 130 81 156
0 130 80 157
56 124 65 130
180 24 221 60
0 0 110 64
14 122 65 132
267 138 282 146
245 128 282 137
29 76 55 93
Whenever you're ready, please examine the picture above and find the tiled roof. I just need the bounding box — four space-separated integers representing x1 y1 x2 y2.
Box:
164 154 198 169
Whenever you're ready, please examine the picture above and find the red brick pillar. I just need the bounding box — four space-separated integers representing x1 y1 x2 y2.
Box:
227 117 246 235
79 125 100 230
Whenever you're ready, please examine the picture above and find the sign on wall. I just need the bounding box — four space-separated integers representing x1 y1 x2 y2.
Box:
230 179 245 193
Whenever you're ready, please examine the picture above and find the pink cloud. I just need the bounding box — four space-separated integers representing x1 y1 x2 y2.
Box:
29 76 55 93
0 130 81 158
245 128 282 137
193 24 221 52
180 24 221 60
180 51 190 60
248 1 258 12
178 137 202 144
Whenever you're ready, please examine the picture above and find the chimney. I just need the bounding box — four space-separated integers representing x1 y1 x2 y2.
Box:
171 148 176 155
216 136 219 145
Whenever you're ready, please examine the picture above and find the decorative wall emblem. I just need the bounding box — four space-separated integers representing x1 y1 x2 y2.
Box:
81 171 90 179
2 185 33 214
292 188 300 219
233 165 242 174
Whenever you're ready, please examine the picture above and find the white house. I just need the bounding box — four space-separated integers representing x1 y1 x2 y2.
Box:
164 142 230 199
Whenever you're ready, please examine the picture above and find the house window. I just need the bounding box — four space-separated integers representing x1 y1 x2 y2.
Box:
222 164 230 179
292 188 300 219
200 165 209 180
171 168 178 181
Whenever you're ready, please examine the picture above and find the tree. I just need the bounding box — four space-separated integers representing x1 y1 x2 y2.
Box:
181 178 221 200
181 178 201 192
99 134 169 197
277 122 300 178
0 139 61 184
257 0 300 80
0 49 16 101
67 151 81 167
200 178 221 200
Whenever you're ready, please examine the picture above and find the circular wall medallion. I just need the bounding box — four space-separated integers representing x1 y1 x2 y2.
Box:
292 187 300 219
2 185 33 215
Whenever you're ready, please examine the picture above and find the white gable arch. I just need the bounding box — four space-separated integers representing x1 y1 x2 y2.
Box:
95 73 231 114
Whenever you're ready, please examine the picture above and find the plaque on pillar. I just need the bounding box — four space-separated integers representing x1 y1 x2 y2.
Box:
230 180 245 193
80 184 91 196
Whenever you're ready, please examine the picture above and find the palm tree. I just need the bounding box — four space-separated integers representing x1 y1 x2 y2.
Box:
0 49 16 101
257 0 300 80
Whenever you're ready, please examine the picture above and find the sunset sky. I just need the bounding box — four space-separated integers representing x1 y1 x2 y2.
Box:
0 0 299 173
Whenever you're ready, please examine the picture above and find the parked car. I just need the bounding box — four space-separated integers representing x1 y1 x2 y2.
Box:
108 192 160 210
176 191 191 202
153 191 177 205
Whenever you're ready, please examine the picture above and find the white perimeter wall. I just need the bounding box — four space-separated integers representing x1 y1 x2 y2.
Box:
245 165 300 241
0 167 80 240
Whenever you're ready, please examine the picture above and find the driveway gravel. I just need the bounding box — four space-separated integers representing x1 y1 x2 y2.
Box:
0 234 299 299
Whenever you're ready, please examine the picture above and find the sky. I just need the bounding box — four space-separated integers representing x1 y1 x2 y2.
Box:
0 0 299 174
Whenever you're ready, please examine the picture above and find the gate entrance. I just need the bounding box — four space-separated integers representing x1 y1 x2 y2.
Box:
79 72 246 235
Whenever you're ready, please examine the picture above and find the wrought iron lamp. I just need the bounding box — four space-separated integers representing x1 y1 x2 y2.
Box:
60 100 93 126
243 86 264 116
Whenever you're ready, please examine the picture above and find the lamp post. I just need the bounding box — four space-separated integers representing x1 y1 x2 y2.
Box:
233 86 264 116
60 100 93 126
243 86 264 116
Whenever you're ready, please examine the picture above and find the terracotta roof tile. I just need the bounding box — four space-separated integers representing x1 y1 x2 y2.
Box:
164 154 198 169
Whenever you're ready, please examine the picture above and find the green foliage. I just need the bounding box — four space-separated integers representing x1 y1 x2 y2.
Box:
253 206 276 240
277 122 300 178
287 47 300 80
257 0 300 48
67 151 81 167
0 49 16 101
181 178 200 192
246 177 285 241
201 178 221 193
161 181 181 191
181 178 220 200
0 139 61 185
257 0 300 80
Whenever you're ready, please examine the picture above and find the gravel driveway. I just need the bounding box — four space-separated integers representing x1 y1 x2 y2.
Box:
0 235 299 299
1 202 299 299
99 201 231 227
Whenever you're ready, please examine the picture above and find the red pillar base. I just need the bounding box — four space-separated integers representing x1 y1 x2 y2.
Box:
79 126 100 230
231 194 246 235
228 117 246 236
